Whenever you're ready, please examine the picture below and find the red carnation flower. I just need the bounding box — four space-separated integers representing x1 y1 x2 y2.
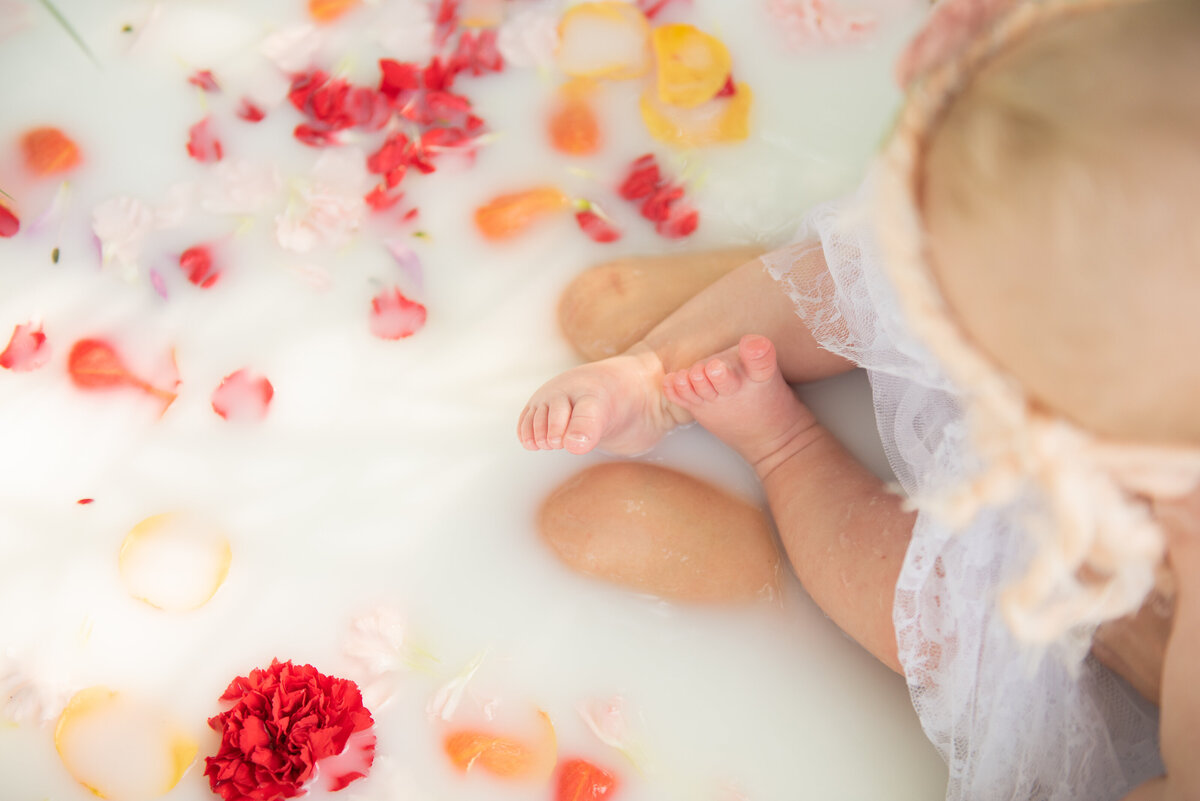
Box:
205 660 375 801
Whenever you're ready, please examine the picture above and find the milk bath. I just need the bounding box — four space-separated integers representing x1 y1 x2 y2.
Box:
0 1 948 798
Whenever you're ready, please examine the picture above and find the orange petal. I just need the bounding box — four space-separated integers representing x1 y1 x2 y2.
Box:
55 687 197 800
21 127 81 176
640 81 753 147
548 80 602 156
119 513 232 612
308 0 358 23
444 710 556 781
652 24 733 109
557 2 650 81
474 187 570 240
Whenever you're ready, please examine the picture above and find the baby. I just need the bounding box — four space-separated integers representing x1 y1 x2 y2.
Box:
519 1 1199 799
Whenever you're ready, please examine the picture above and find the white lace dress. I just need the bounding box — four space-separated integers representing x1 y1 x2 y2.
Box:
762 176 1164 801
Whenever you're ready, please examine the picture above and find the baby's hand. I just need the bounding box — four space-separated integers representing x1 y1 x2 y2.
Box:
517 345 692 456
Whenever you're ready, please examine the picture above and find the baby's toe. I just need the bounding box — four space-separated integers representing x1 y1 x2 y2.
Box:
564 395 604 454
546 395 572 448
518 406 538 450
705 357 740 396
738 335 778 383
532 404 552 449
670 370 703 405
689 362 718 401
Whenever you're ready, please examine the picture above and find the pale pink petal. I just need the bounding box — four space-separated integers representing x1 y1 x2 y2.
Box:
0 323 50 372
369 288 427 340
372 0 435 62
342 606 436 709
260 24 324 73
211 369 274 421
92 196 155 281
497 3 560 69
200 161 282 216
578 695 646 765
385 240 424 292
767 0 878 47
426 652 486 722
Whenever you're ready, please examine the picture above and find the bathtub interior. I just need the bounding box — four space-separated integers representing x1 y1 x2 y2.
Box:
0 1 948 799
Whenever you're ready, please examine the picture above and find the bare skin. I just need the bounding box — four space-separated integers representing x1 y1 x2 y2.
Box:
662 335 915 670
558 247 765 361
518 248 853 455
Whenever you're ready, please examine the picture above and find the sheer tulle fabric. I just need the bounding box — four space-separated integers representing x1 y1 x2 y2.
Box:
761 179 1163 801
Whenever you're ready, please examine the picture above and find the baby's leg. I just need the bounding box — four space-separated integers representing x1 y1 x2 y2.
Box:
558 247 764 361
663 335 821 476
666 335 916 671
519 245 854 455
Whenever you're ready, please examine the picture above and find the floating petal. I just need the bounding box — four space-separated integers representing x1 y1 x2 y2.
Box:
651 24 732 108
548 80 602 156
474 187 569 240
55 687 197 800
639 81 753 147
211 369 274 421
0 322 50 372
119 513 232 611
22 127 81 176
444 710 556 781
557 2 649 80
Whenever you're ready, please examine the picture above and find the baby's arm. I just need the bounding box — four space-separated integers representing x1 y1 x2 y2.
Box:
1122 493 1200 801
518 242 854 454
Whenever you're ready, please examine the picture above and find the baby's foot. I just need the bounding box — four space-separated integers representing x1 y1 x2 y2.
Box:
663 335 819 477
518 345 692 456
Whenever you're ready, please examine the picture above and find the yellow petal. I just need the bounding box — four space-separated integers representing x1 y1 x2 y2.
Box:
557 2 650 80
119 513 231 612
640 82 754 147
55 687 197 800
652 24 733 109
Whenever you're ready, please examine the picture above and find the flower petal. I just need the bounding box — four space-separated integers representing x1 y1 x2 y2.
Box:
119 513 232 611
444 710 557 781
0 322 50 372
21 127 81 176
0 202 18 237
211 369 274 421
548 80 602 156
369 288 427 340
55 687 197 800
639 81 753 146
474 187 569 240
555 758 619 801
651 23 732 108
556 2 650 80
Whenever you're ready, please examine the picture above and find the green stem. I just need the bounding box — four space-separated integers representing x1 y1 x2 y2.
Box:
36 0 101 69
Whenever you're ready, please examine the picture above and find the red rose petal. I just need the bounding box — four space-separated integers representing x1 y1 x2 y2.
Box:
77 498 94 505
237 98 266 122
369 288 426 340
365 185 402 211
618 154 661 201
180 245 220 289
0 204 18 238
188 69 221 92
0 322 50 371
575 209 621 243
379 59 421 99
638 0 690 18
186 117 224 163
294 123 339 147
555 758 618 801
211 369 274 421
655 203 699 238
715 74 736 97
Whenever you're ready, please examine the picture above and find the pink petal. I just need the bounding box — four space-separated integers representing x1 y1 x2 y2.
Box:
211 369 274 421
369 288 426 340
0 322 50 372
186 117 224 163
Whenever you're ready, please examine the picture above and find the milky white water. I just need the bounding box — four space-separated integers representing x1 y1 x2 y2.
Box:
0 1 947 799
